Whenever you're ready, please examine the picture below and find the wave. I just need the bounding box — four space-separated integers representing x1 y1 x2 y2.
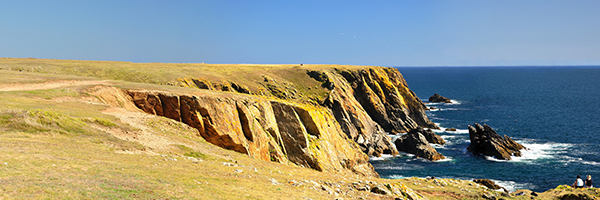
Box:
556 155 600 167
369 154 396 161
493 180 535 193
484 141 573 164
422 99 462 105
582 160 600 166
430 143 446 149
434 156 453 162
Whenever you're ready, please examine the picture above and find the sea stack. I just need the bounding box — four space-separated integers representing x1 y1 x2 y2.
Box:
467 123 526 160
429 93 452 103
394 128 445 161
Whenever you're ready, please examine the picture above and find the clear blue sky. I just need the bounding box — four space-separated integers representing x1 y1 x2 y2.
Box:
1 0 599 66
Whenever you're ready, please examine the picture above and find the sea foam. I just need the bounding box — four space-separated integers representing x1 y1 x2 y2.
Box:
483 141 572 164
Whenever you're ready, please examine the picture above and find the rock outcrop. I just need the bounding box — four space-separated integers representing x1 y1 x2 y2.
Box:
123 89 378 177
394 129 445 161
94 66 438 178
417 128 445 145
321 68 437 157
474 179 502 190
467 123 526 160
429 93 451 103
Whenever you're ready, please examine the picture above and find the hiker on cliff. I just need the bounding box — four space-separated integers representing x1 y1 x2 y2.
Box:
573 175 584 188
585 175 593 188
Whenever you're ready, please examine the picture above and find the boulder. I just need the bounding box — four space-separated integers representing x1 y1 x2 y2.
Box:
445 128 457 132
394 130 445 161
467 123 526 160
429 93 452 103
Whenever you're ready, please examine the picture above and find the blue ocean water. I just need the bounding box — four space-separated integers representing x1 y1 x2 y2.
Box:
370 66 600 192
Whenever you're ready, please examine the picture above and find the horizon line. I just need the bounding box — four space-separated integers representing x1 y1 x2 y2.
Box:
2 57 600 68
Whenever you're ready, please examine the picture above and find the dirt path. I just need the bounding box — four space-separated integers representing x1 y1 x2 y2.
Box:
99 106 178 153
0 80 111 91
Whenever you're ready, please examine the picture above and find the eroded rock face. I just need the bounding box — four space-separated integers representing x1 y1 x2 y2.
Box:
467 123 526 160
96 66 438 178
322 67 437 157
125 89 378 177
429 93 452 103
394 130 445 161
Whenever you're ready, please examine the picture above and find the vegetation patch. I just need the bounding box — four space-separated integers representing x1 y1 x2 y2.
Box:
184 151 209 160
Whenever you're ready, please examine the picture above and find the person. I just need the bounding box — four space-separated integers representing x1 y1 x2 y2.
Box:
585 175 593 188
573 175 585 188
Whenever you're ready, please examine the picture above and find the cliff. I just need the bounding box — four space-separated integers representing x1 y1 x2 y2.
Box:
89 65 438 177
1 58 437 177
174 67 437 157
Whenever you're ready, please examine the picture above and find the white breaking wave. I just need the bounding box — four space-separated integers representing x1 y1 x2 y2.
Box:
582 160 600 166
431 125 469 134
369 154 396 161
430 143 446 149
483 141 573 164
423 99 462 105
434 156 453 162
493 180 535 193
440 135 457 139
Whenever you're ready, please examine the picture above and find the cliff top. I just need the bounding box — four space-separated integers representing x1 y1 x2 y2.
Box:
0 58 390 105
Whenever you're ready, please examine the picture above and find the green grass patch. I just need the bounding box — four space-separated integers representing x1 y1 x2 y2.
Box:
28 109 88 135
86 117 118 127
184 151 209 160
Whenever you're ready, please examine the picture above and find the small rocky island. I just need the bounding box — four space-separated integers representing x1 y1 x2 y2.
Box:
429 93 452 103
467 123 526 160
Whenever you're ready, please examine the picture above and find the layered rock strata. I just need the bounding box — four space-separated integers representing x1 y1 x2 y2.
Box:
467 123 526 160
123 89 378 177
321 68 438 157
175 67 438 158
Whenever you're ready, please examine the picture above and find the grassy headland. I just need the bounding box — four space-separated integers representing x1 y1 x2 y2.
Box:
1 58 599 199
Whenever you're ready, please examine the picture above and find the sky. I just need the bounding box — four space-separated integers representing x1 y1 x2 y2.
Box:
1 0 599 67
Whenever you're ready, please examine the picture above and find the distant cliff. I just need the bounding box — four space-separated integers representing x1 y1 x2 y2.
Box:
94 66 437 177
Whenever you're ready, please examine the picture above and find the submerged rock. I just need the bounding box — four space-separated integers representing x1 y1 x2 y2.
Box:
394 129 445 161
467 123 526 160
429 93 452 103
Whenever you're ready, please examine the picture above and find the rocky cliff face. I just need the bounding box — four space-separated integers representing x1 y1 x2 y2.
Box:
321 67 438 157
94 66 438 177
121 89 378 177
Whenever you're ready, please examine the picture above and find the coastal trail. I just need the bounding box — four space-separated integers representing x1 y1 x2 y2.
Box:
0 80 111 91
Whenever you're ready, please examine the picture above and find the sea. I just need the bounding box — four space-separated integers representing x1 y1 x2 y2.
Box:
370 66 600 192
